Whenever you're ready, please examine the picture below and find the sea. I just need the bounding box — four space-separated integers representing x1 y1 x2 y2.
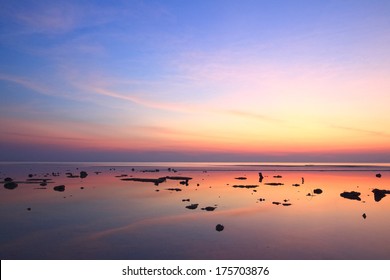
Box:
1 162 390 259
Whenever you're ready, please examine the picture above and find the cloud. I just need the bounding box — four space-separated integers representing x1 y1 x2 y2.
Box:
331 125 390 138
0 74 56 97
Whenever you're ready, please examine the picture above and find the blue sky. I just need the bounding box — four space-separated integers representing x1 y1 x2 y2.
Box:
1 0 390 162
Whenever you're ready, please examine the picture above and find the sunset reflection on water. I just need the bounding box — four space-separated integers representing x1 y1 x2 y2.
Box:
1 163 390 259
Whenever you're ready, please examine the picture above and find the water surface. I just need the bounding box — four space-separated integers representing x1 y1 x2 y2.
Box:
1 162 390 259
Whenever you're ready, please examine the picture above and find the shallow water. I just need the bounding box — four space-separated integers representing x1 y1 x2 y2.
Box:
1 162 390 259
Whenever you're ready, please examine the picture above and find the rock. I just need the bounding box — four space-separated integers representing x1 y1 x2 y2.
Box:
259 172 264 182
80 187 84 190
53 185 65 192
362 213 367 219
302 177 305 184
201 206 216 211
166 188 182 192
282 203 292 206
273 175 282 178
235 177 247 180
232 185 258 189
4 181 18 190
313 188 323 194
372 188 390 202
4 177 13 182
28 174 33 178
121 177 167 186
216 224 224 232
292 184 300 187
272 202 281 205
340 191 361 201
376 173 382 178
182 199 190 202
27 207 31 211
185 204 198 210
258 198 265 202
264 182 284 186
80 171 88 178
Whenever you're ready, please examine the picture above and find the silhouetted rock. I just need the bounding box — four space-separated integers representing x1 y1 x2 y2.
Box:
258 198 265 202
302 177 305 184
4 177 13 182
80 171 88 178
66 172 79 178
264 183 284 186
232 185 258 189
376 173 382 178
27 208 31 211
272 202 281 205
185 204 198 210
235 177 247 180
259 172 264 182
53 185 65 192
28 174 33 178
201 206 216 211
121 177 167 186
362 213 367 219
282 203 292 206
292 184 300 187
166 188 182 192
372 188 390 202
273 175 282 178
4 181 18 190
216 224 224 232
340 191 361 201
313 188 323 194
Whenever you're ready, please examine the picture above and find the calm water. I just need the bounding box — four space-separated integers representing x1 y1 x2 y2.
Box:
1 162 390 260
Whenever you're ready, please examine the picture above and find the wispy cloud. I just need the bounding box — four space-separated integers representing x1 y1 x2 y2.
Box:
0 74 57 97
331 125 390 138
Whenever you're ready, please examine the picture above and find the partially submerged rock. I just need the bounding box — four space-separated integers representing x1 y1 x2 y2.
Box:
4 181 18 190
272 202 281 205
292 184 300 187
273 175 282 178
232 185 258 189
216 224 224 232
235 177 247 180
264 182 284 186
166 188 182 192
80 171 88 178
340 191 361 201
313 188 323 194
185 204 198 210
362 213 367 219
53 185 65 192
282 203 292 206
259 172 264 182
121 177 167 186
372 188 390 202
201 206 216 211
376 173 382 178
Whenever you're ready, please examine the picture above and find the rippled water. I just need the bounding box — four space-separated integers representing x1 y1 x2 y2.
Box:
1 162 390 259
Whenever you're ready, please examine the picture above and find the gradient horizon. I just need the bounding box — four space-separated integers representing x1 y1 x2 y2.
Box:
1 0 390 162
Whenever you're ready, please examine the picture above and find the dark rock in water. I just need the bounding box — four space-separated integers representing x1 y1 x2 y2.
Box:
121 177 167 186
235 177 247 180
313 188 323 194
340 191 361 201
80 171 88 178
292 184 300 187
166 176 192 181
259 172 264 182
282 203 292 206
258 198 265 202
264 182 284 186
362 213 367 219
80 187 84 190
28 174 33 178
272 202 281 205
4 181 18 190
201 206 216 211
179 180 189 186
372 188 390 202
232 185 258 189
185 204 199 210
182 199 190 202
216 224 224 232
273 175 282 178
376 173 382 178
306 193 311 196
166 188 182 192
27 207 31 211
302 177 305 184
4 177 13 182
53 185 65 192
66 172 79 178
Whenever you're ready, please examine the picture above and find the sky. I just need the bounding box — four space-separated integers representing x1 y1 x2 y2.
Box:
1 0 390 162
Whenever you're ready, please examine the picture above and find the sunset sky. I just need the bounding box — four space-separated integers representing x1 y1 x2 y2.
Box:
1 0 390 162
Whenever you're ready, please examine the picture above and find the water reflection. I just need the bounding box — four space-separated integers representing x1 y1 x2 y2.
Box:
0 163 390 259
